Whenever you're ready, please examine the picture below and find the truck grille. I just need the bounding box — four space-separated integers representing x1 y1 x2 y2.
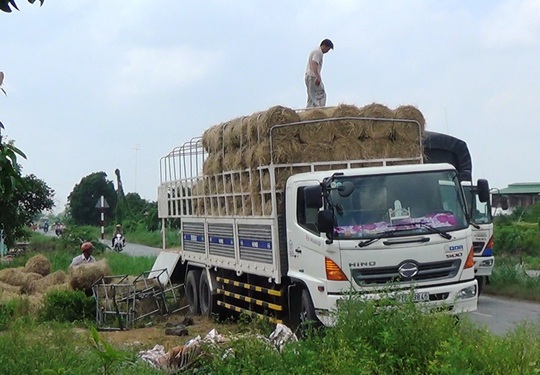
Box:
473 241 485 254
351 259 461 286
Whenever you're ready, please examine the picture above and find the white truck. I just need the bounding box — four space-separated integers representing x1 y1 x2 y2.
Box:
423 131 505 295
157 105 490 327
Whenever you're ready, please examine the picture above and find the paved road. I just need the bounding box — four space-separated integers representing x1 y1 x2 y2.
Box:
467 294 540 335
102 239 161 258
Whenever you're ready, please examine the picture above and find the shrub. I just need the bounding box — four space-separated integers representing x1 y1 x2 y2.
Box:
494 224 540 257
40 290 95 323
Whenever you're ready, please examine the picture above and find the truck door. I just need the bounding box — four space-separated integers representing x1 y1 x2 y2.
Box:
286 180 326 274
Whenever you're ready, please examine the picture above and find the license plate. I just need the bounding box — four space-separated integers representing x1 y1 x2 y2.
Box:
396 292 430 303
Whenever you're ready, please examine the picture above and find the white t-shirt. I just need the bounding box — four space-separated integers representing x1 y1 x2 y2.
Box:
305 47 323 77
70 254 96 267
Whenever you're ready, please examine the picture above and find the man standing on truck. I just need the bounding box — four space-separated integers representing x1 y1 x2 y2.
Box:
305 38 333 108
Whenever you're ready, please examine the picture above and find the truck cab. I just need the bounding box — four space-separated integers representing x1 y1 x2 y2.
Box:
291 163 487 325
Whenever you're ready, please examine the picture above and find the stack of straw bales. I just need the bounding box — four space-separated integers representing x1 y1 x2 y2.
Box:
0 255 112 311
194 103 426 216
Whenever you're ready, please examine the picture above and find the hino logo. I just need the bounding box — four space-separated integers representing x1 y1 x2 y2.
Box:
398 262 419 279
349 261 376 268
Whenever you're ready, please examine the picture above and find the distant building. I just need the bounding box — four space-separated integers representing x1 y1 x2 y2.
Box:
492 183 540 212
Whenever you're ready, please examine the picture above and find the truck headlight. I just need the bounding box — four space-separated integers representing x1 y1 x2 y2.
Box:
479 259 494 267
456 285 476 300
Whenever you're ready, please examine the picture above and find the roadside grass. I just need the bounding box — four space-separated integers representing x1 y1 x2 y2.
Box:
2 292 540 374
485 257 540 302
3 242 540 373
123 228 180 249
197 294 540 374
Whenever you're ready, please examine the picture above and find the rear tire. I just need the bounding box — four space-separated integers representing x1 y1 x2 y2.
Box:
199 271 221 318
185 269 201 315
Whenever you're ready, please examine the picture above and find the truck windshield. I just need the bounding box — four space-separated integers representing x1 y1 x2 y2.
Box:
462 185 492 224
330 170 468 240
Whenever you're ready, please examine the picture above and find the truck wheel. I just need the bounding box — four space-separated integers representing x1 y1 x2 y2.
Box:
199 271 221 318
299 289 320 335
476 276 485 297
185 269 201 315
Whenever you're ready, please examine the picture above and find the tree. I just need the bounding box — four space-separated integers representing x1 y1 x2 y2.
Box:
0 72 26 198
0 174 55 247
68 172 117 226
0 0 43 13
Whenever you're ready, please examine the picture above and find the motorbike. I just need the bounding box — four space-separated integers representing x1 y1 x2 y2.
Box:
113 233 124 252
55 225 63 237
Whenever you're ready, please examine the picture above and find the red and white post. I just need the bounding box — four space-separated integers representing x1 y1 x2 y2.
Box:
100 195 105 240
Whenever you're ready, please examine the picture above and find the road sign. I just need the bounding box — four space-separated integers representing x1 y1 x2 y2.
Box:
95 196 110 209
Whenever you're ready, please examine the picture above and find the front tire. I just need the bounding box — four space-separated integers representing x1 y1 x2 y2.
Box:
476 276 485 298
185 269 201 315
299 289 320 336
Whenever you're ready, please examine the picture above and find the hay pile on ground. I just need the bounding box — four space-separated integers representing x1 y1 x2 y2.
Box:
23 270 67 295
0 267 42 287
193 103 426 216
24 254 51 276
69 259 111 291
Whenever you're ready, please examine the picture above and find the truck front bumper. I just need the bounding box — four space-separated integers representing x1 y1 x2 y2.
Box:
314 279 478 326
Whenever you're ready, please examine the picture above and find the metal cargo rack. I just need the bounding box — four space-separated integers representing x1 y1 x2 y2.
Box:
92 268 187 331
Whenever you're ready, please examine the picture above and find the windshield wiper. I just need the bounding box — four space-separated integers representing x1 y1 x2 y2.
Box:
417 222 452 240
390 221 452 240
358 230 397 248
469 221 481 230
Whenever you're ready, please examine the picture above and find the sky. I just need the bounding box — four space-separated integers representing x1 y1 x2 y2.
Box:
1 0 539 213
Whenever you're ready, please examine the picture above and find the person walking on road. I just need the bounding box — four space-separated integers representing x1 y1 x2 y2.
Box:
305 38 334 108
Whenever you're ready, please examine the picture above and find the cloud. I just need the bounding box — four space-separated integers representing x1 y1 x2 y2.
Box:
108 46 223 100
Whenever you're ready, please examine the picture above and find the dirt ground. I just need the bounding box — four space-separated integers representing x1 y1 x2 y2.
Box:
98 314 239 350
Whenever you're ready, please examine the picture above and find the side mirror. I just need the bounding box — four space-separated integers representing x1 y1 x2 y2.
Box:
500 195 509 210
317 209 335 235
477 179 490 203
337 181 354 197
304 185 323 209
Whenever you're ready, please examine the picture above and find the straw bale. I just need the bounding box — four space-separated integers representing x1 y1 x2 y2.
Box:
222 148 246 171
0 280 21 294
298 107 333 121
0 267 42 287
0 290 21 302
393 105 426 130
249 105 301 143
297 109 331 144
69 259 111 291
223 117 248 150
333 103 362 118
202 153 223 176
202 124 225 153
24 254 51 276
0 291 44 315
358 102 394 118
134 297 160 317
23 270 67 295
